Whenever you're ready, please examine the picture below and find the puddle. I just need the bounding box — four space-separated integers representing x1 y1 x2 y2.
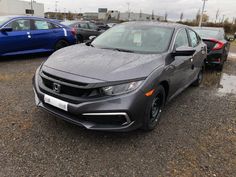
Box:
229 52 236 58
218 73 236 96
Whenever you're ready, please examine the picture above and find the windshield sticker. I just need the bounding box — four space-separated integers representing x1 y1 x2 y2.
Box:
133 32 142 45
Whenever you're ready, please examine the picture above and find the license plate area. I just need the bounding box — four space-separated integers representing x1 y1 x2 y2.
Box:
44 95 68 111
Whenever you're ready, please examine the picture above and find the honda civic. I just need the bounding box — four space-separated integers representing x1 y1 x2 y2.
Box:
193 27 230 71
33 22 207 132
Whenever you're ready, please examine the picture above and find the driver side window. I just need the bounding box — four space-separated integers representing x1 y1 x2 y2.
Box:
175 29 189 48
7 19 30 31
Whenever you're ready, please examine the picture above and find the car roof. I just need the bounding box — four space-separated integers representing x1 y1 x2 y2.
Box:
0 15 59 22
0 15 66 28
192 26 224 31
122 21 188 29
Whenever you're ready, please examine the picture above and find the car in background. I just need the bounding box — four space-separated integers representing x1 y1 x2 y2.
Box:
107 23 117 28
61 21 104 43
94 22 110 31
33 22 207 132
193 27 230 70
0 16 77 57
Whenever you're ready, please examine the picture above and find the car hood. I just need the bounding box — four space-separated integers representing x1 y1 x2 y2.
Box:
43 44 164 83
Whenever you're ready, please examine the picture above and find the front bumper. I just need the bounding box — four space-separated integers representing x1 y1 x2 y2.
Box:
33 70 148 132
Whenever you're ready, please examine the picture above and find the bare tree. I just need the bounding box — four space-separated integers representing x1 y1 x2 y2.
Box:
164 12 168 22
232 17 235 24
180 12 184 22
196 9 201 24
139 9 142 19
215 9 220 23
152 10 155 20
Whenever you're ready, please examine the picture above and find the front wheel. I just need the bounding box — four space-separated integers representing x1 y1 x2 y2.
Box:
142 86 166 131
54 40 69 51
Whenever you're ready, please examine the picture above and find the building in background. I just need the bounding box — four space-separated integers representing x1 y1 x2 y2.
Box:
45 8 164 22
98 8 108 20
0 0 44 17
45 12 83 20
97 8 164 22
83 12 98 20
119 12 164 21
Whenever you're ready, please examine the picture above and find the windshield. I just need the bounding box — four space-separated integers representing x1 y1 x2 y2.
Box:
0 16 11 26
92 24 174 54
194 28 221 39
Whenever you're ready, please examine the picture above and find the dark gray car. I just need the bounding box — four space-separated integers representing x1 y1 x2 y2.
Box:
61 21 103 43
33 22 207 132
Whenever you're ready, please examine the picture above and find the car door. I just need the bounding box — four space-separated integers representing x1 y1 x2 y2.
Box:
187 29 205 82
30 19 64 51
78 23 90 40
0 19 32 55
168 28 193 95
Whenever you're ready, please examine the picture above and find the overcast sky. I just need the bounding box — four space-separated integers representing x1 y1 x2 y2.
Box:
35 0 236 22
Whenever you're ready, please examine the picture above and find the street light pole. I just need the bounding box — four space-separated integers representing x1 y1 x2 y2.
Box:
199 0 208 27
30 0 33 16
127 2 130 20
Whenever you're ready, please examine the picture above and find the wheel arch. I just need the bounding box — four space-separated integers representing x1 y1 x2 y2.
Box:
159 80 169 102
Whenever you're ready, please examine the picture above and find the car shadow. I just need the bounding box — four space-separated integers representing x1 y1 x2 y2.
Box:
0 52 51 63
202 65 222 89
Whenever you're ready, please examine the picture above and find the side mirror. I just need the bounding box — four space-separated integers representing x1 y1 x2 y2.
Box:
86 36 96 46
89 36 96 41
0 27 13 32
173 46 196 56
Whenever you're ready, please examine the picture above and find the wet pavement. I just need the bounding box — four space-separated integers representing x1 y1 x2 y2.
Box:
217 49 236 96
218 73 236 96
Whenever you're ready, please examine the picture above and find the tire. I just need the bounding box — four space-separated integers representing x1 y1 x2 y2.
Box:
142 85 166 131
77 35 84 43
216 63 224 71
192 68 204 87
54 40 69 51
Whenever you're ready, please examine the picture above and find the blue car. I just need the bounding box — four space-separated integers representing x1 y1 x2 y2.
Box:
0 16 77 56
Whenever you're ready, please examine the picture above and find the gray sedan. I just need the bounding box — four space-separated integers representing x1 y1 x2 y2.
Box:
33 22 207 132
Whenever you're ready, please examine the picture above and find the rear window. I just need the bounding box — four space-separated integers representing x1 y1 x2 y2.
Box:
33 20 56 30
61 21 77 26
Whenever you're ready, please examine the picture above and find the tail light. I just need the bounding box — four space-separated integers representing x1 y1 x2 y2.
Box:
71 28 77 37
210 38 224 51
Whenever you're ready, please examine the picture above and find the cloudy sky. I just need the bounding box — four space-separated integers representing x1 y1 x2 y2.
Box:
35 0 236 22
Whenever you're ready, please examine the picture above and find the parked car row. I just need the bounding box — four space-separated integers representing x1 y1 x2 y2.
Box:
0 15 232 132
60 20 105 43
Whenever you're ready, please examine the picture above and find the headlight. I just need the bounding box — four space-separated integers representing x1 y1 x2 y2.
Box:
102 81 143 96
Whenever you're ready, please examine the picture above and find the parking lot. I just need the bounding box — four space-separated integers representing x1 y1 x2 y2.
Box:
0 46 236 176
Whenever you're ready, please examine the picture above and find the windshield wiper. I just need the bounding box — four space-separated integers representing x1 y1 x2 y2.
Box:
101 47 134 53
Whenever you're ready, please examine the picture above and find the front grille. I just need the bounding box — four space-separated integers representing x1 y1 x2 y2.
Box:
40 72 101 98
43 71 88 87
81 115 128 126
